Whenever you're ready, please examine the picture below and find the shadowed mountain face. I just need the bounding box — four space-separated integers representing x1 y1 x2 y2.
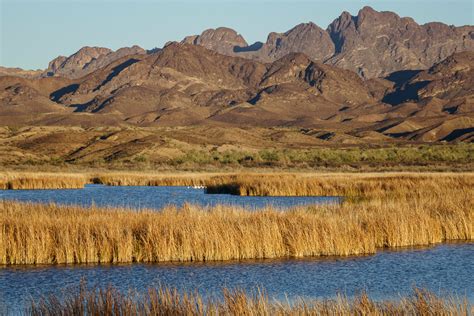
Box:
383 52 474 106
326 7 474 78
181 6 474 78
43 46 146 79
182 27 249 56
0 41 473 143
43 43 376 126
4 6 472 81
186 23 336 64
0 6 473 143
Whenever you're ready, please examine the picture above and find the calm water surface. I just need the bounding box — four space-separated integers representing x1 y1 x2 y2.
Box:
0 184 339 210
0 186 472 313
0 244 473 313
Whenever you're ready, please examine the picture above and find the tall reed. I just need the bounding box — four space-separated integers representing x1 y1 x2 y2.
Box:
90 172 231 187
205 173 474 197
2 172 473 199
2 176 472 264
29 285 472 315
0 172 88 190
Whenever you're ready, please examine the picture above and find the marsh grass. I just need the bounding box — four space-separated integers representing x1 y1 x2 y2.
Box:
29 285 472 315
90 172 229 187
1 171 473 199
205 173 474 197
0 172 88 190
0 171 235 189
1 172 472 264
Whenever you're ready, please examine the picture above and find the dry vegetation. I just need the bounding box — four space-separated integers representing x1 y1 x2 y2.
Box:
1 173 472 264
91 172 227 187
0 171 229 190
205 172 474 197
0 172 88 190
2 171 473 197
1 124 473 172
29 285 472 315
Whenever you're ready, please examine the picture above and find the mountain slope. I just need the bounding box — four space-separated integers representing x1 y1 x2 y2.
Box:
181 6 474 78
43 46 146 79
0 76 71 124
47 43 377 127
3 7 472 81
0 67 42 78
327 6 474 78
0 43 472 143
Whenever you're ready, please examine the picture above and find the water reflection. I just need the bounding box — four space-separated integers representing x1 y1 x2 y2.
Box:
0 184 339 210
1 244 472 312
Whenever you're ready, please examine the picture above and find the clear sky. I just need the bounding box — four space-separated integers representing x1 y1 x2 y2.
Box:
1 0 473 70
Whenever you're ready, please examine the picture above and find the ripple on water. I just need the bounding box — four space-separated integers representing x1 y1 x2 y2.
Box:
0 184 340 210
0 243 473 313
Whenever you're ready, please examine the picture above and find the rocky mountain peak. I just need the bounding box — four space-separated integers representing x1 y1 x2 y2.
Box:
46 56 68 74
68 46 113 66
264 22 335 62
4 6 473 81
175 7 473 78
43 45 146 79
115 45 145 55
327 7 474 77
287 22 319 33
356 6 378 19
181 27 248 55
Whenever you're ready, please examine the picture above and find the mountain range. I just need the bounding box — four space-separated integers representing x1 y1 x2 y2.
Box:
6 6 473 80
1 6 473 143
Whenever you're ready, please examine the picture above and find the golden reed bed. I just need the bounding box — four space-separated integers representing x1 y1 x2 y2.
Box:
204 172 474 197
1 172 472 264
0 172 89 190
29 285 472 316
1 171 473 197
0 171 230 190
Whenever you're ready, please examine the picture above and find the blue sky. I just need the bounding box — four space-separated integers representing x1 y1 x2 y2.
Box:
1 0 473 69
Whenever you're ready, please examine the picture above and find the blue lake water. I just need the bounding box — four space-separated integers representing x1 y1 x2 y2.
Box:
0 244 473 313
0 184 339 210
0 186 472 313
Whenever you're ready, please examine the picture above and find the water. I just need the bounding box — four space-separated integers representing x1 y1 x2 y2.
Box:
0 184 339 210
0 187 472 313
1 244 472 313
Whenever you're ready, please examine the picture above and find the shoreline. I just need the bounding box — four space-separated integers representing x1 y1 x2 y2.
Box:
1 172 472 265
1 242 472 268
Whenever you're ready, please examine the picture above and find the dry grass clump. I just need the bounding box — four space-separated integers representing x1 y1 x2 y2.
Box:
0 172 88 190
86 171 474 200
2 174 472 264
91 172 231 187
0 171 233 190
1 171 472 200
205 172 474 197
29 285 472 315
1 172 472 264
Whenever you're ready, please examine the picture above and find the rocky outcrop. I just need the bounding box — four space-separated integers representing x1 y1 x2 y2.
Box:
4 7 472 81
383 51 474 114
43 45 146 79
43 42 379 128
326 6 474 78
0 44 472 142
181 6 474 78
181 22 335 63
262 22 335 62
182 27 248 56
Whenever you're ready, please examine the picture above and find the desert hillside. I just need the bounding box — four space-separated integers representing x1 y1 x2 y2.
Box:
1 6 473 146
